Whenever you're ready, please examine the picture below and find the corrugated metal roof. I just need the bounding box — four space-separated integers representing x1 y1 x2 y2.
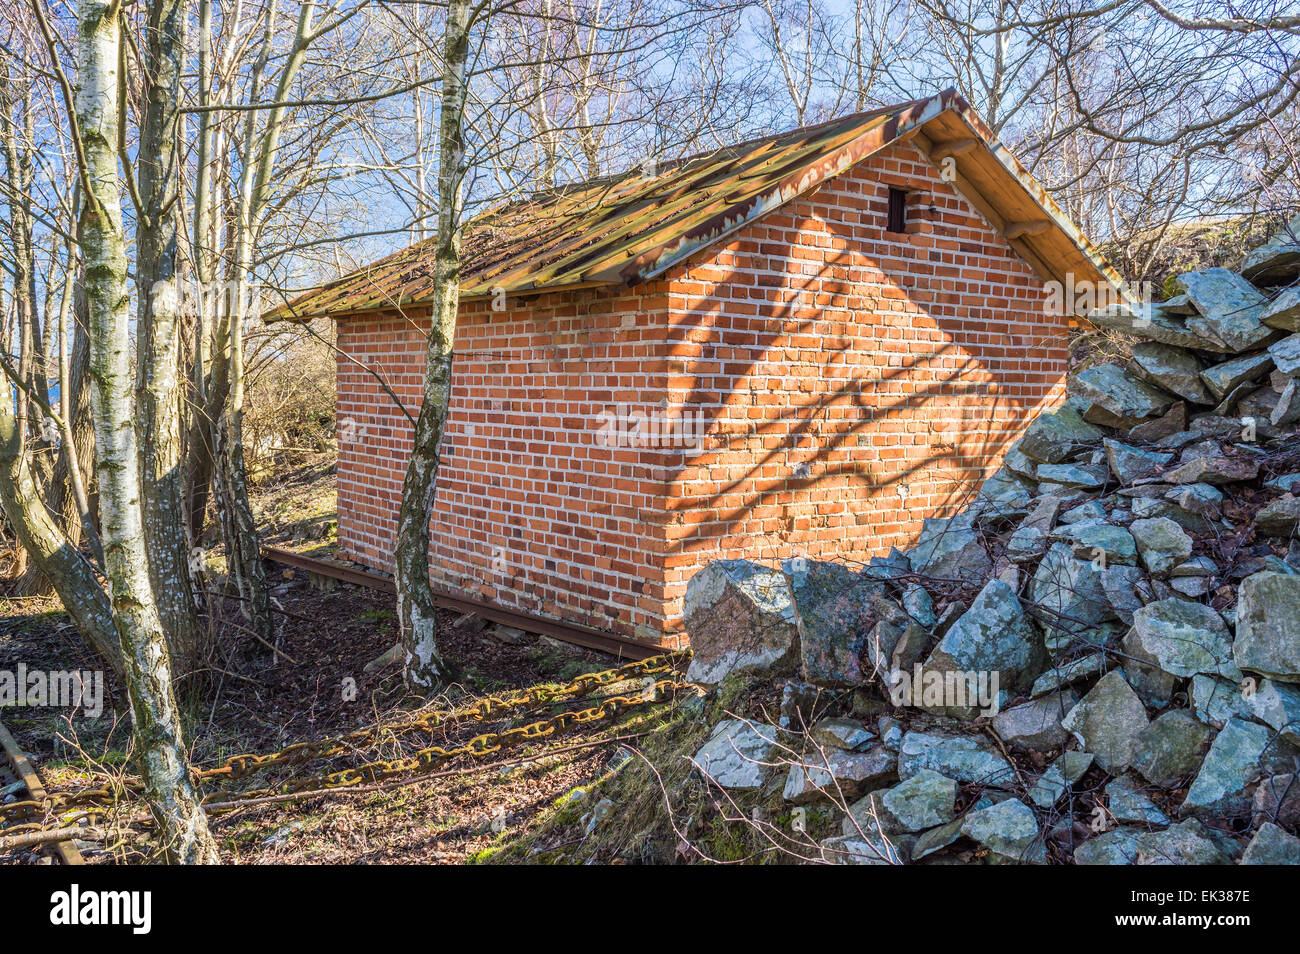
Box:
268 89 1123 320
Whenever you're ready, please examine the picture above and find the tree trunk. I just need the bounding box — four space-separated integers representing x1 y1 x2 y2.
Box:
0 391 120 676
76 0 217 864
395 0 470 690
135 0 200 671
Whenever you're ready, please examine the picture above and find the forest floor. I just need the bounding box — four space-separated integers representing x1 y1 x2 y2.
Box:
0 456 687 864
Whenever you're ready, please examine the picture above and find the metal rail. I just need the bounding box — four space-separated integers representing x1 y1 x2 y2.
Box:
0 719 84 865
260 545 675 661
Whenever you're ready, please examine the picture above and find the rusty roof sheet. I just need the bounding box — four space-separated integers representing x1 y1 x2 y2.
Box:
268 89 1122 320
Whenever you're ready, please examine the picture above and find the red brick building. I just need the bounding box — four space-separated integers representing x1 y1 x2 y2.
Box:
274 90 1121 648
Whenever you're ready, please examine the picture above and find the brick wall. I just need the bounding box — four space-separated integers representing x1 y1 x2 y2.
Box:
334 281 679 643
334 140 1072 644
654 142 1072 633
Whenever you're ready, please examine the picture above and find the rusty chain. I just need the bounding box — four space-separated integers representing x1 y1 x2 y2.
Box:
0 652 692 829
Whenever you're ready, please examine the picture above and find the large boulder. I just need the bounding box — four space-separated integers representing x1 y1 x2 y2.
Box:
1240 823 1300 865
692 719 782 791
1176 268 1277 352
783 745 897 804
1017 400 1103 463
1068 363 1176 429
1129 343 1212 405
897 729 1016 789
1031 543 1114 642
907 511 992 583
783 558 882 687
992 690 1078 751
1182 717 1274 817
1061 670 1150 773
1129 517 1192 577
1234 572 1300 682
923 578 1046 696
960 799 1045 864
1130 710 1214 788
1130 599 1235 679
1241 212 1300 286
683 560 798 685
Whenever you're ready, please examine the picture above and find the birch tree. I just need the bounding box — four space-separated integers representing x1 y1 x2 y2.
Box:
75 0 217 863
394 0 470 688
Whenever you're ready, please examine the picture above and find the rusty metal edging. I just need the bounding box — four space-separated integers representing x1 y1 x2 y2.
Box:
260 545 671 661
0 719 84 865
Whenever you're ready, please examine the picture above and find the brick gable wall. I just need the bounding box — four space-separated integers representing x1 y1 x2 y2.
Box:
333 140 1072 645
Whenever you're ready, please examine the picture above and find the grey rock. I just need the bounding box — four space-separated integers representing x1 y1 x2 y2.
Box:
1234 572 1300 682
1131 710 1214 787
1130 599 1235 678
1106 776 1170 826
924 578 1045 695
1191 674 1256 729
898 729 1016 788
1069 363 1177 429
1018 400 1104 463
692 719 781 791
1272 379 1300 426
1241 213 1300 286
1087 302 1232 353
783 558 882 687
1253 773 1300 827
1007 525 1048 564
1270 332 1300 377
1263 289 1300 333
1101 564 1148 626
1200 352 1274 401
876 769 959 832
1165 481 1224 519
1060 500 1106 524
809 716 875 752
1121 625 1178 709
1240 822 1300 864
908 511 993 583
1130 342 1212 404
1163 447 1259 485
1037 463 1108 490
993 690 1078 751
1254 495 1300 537
910 817 968 860
902 584 936 628
684 560 798 685
1264 471 1300 493
1105 438 1174 485
1130 517 1193 576
1004 445 1039 480
1032 653 1110 696
960 799 1045 863
783 745 897 803
1182 717 1271 816
1031 543 1114 642
1177 268 1277 352
1246 678 1300 746
1133 818 1234 865
1061 670 1150 773
819 832 907 865
1075 827 1144 865
1130 401 1189 441
1029 751 1094 808
1054 521 1137 567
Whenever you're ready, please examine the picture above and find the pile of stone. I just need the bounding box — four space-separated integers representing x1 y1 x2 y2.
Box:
683 216 1300 865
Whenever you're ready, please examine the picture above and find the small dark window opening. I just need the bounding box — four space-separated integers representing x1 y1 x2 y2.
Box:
887 187 907 233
